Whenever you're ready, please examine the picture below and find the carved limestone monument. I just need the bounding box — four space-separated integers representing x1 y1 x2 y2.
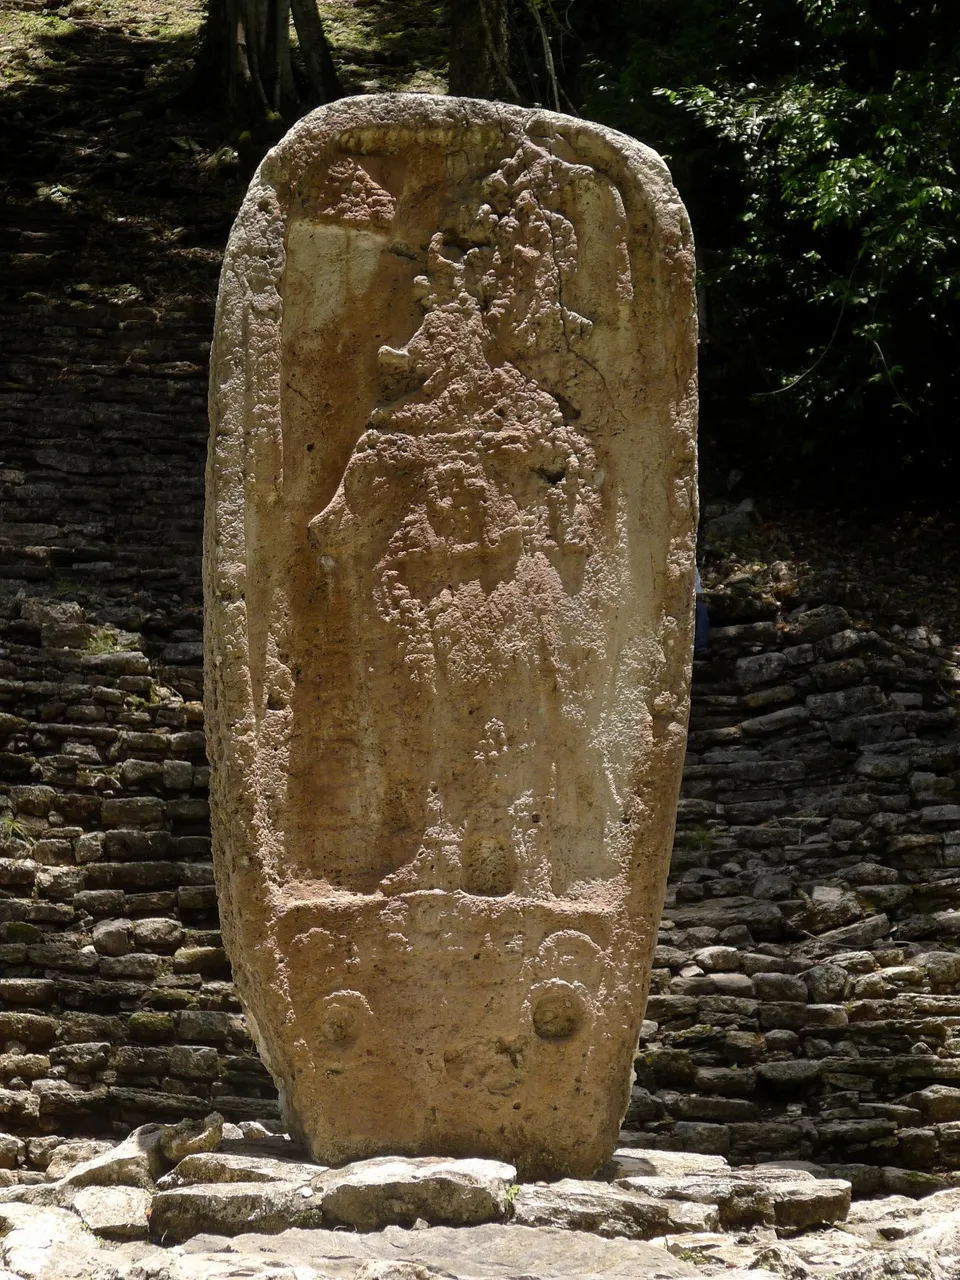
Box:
204 94 697 1179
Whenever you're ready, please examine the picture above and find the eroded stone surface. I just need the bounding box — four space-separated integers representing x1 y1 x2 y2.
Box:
205 94 697 1178
512 1179 718 1237
313 1155 515 1229
150 1181 325 1242
71 1186 151 1240
156 1150 323 1188
10 1138 960 1280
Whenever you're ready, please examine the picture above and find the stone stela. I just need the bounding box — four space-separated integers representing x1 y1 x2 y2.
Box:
204 94 698 1179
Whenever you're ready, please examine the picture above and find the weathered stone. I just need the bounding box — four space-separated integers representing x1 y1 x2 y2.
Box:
511 1179 716 1238
736 653 788 690
846 1194 921 1226
665 898 784 938
757 1060 822 1089
44 1139 115 1182
919 952 960 986
616 1174 776 1229
769 1179 851 1232
149 1181 326 1241
754 973 808 1003
0 1202 102 1280
759 1003 848 1031
204 95 697 1177
693 946 741 972
821 1163 885 1195
157 1150 323 1188
313 1156 515 1230
72 1185 151 1240
160 1111 223 1162
802 887 864 935
749 1241 812 1280
789 606 852 642
179 1222 699 1279
605 1148 731 1179
672 1094 756 1124
0 1136 22 1173
882 1167 946 1198
905 1086 960 1124
60 1123 165 1190
671 972 756 997
805 964 849 1004
672 1122 731 1155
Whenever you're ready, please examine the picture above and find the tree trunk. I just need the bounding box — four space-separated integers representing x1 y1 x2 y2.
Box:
448 0 519 100
195 0 340 123
290 0 341 104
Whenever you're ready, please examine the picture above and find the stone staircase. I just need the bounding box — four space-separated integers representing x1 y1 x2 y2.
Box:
0 584 959 1188
620 605 960 1190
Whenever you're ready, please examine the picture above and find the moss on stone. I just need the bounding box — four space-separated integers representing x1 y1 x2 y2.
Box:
128 1011 176 1043
3 922 42 944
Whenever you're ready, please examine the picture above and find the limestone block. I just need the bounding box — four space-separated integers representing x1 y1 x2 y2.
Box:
616 1174 776 1229
149 1182 326 1241
59 1124 166 1190
313 1155 514 1230
157 1150 323 1188
44 1140 114 1182
768 1179 851 1232
160 1112 224 1162
0 1203 102 1280
511 1179 716 1237
906 1085 960 1124
607 1149 731 1179
166 1222 699 1279
205 94 697 1178
72 1185 151 1240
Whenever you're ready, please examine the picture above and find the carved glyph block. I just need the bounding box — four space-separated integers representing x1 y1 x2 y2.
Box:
205 95 697 1178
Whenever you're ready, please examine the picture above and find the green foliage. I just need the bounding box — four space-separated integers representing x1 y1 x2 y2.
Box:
686 825 719 851
0 815 34 849
83 626 136 655
577 0 960 498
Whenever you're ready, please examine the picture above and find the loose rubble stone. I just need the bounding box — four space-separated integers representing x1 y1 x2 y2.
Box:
607 1148 732 1178
181 1222 700 1279
616 1174 778 1229
71 1185 151 1239
44 1140 115 1182
511 1179 717 1238
205 94 697 1177
59 1123 166 1190
313 1156 515 1230
769 1180 852 1232
160 1112 224 1162
0 1202 102 1280
157 1150 323 1188
149 1181 326 1241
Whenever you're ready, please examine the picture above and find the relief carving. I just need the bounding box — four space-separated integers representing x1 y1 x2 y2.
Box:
205 95 697 1178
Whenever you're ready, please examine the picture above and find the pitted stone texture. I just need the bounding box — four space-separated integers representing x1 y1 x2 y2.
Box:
130 1223 700 1280
150 1182 326 1241
205 94 697 1178
313 1155 515 1230
511 1179 717 1237
72 1186 151 1240
157 1150 324 1188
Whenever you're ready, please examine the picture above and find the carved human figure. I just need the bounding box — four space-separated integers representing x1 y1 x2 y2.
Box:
205 95 697 1178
